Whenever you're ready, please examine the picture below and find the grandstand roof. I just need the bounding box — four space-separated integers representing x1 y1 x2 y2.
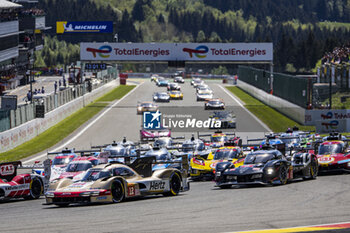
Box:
0 0 22 9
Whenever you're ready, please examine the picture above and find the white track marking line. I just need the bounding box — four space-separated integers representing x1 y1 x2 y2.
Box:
217 84 272 133
23 83 143 164
224 221 350 233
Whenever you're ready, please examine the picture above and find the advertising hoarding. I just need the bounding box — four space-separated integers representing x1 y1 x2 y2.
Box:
80 43 273 61
57 21 113 34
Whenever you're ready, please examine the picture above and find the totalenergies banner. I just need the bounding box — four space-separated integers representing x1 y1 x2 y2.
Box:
80 43 273 61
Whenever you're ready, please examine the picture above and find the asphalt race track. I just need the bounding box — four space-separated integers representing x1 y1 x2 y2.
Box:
1 80 350 233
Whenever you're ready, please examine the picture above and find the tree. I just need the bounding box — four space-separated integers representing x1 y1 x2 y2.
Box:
132 0 145 21
196 30 206 42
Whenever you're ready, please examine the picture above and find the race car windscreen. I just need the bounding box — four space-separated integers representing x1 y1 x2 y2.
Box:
280 138 298 146
154 139 172 147
208 100 222 105
318 143 343 155
81 169 112 181
52 157 74 165
244 153 276 164
182 142 205 152
105 147 127 157
211 136 227 142
66 162 93 172
214 150 239 160
144 151 171 161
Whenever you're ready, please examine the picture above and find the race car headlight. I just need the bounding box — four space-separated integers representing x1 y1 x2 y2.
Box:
137 107 142 110
215 171 221 176
46 192 54 198
266 168 274 175
80 192 91 197
91 191 100 196
154 96 158 99
347 162 350 167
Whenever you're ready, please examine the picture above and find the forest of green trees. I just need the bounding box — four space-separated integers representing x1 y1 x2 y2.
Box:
36 0 350 73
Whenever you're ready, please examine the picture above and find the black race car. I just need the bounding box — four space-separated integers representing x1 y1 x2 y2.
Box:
214 145 318 188
209 111 236 129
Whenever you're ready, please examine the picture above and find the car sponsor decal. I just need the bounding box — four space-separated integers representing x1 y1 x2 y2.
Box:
96 196 107 200
4 184 29 191
149 181 165 191
0 164 15 176
318 156 335 164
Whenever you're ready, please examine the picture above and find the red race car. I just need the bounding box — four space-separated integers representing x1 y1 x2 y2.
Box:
317 133 350 173
0 160 50 201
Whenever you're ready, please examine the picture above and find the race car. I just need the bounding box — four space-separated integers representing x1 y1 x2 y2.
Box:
0 160 50 201
45 156 190 207
204 98 225 110
142 147 181 171
198 131 238 147
192 79 204 87
167 83 181 91
214 144 318 188
209 111 236 129
33 148 79 181
153 92 170 102
140 127 171 141
174 76 184 83
196 91 213 101
190 146 244 181
56 156 99 181
316 133 350 173
168 90 183 100
156 77 169 86
150 74 159 82
137 101 159 114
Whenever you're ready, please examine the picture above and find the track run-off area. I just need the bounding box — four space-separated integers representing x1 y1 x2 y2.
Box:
1 79 350 233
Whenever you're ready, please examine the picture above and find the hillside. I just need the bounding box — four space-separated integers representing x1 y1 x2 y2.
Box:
37 0 350 72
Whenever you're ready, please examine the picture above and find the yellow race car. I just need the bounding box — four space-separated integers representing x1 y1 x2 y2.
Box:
168 90 183 100
190 146 245 181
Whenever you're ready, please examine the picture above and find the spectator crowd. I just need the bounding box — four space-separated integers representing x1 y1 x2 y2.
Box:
321 44 350 65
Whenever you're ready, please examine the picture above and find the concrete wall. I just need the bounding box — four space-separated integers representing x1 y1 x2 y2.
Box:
0 80 119 153
237 80 306 124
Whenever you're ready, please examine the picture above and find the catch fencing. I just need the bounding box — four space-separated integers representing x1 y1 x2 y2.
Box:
0 67 117 133
238 66 312 108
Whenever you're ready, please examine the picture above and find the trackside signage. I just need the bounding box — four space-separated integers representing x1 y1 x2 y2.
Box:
57 21 113 34
80 43 273 61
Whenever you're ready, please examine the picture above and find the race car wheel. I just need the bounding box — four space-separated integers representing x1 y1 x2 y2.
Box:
278 165 288 185
304 158 318 180
111 180 125 203
164 173 181 196
25 177 43 200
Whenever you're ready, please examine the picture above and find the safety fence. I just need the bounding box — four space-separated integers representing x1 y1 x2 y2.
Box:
317 63 350 90
238 66 312 108
0 67 117 133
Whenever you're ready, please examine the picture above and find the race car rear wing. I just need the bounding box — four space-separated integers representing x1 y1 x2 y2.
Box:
0 159 51 190
47 148 100 155
0 161 22 182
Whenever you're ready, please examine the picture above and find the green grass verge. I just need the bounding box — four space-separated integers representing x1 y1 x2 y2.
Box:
0 85 136 162
226 86 315 133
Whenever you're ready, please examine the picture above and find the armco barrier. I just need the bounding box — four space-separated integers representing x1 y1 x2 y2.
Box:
0 79 119 153
237 80 306 124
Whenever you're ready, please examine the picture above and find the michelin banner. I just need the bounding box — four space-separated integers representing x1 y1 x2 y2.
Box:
56 21 113 34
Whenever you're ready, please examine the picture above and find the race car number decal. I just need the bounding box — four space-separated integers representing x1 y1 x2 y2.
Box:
128 185 136 196
0 164 15 176
318 157 334 164
150 181 165 191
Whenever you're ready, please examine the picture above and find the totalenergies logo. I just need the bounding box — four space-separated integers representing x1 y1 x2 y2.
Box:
183 45 208 58
86 45 112 58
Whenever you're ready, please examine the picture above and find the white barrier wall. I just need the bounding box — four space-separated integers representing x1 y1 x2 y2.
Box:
0 80 119 153
237 80 306 124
